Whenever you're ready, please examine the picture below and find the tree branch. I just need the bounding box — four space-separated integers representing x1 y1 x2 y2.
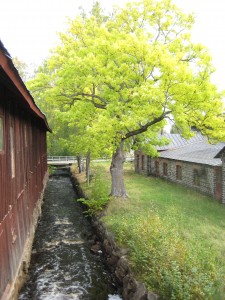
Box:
122 111 171 140
59 92 107 109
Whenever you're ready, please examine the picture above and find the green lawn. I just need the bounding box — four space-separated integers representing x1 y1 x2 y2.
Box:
124 166 225 257
79 162 225 299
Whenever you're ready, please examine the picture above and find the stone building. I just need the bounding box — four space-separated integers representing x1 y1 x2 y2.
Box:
135 133 225 203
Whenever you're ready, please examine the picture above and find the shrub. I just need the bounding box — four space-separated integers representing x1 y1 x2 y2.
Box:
78 167 110 215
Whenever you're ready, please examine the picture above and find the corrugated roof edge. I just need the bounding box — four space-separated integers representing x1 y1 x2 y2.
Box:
157 133 207 151
0 40 11 58
158 137 225 166
159 155 222 166
0 39 51 132
214 146 225 158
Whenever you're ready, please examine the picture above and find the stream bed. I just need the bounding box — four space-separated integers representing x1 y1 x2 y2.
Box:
19 169 121 300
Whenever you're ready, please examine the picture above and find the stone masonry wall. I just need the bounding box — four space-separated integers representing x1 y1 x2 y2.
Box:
222 155 225 204
150 158 216 198
149 158 215 197
135 151 219 200
92 217 159 300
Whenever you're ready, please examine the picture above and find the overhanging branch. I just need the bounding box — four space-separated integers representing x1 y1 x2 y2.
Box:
122 111 171 140
59 92 107 109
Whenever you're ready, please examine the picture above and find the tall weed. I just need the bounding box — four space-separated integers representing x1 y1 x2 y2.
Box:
78 166 110 215
106 211 224 299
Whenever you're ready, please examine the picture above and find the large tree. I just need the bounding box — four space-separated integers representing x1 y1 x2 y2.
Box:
31 0 225 197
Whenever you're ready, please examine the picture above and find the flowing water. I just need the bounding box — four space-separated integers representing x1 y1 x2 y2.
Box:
19 169 121 300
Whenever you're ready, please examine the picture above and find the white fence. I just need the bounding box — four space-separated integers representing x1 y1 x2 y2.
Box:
47 156 77 162
47 156 134 163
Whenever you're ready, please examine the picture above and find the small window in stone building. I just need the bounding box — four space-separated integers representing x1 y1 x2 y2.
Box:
155 161 159 175
0 116 4 151
141 155 145 170
163 162 168 176
176 165 182 180
136 154 139 170
193 169 200 186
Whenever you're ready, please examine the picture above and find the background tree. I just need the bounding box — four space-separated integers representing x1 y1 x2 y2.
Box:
13 56 37 82
27 62 111 181
29 0 225 197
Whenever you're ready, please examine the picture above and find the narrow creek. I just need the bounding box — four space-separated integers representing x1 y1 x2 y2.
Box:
19 168 121 300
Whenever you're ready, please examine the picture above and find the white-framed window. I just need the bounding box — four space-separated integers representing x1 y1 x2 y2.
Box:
10 125 15 178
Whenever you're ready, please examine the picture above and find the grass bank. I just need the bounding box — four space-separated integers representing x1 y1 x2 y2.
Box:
73 162 225 299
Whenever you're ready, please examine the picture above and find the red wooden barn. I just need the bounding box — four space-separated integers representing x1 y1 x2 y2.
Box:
0 41 50 299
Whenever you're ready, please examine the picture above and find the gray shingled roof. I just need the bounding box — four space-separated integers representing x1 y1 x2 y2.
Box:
158 134 225 166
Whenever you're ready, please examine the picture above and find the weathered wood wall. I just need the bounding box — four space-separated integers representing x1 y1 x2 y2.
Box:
0 67 48 299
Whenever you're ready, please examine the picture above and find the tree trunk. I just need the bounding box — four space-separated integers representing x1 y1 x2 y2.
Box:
86 151 91 186
77 156 83 173
110 142 128 198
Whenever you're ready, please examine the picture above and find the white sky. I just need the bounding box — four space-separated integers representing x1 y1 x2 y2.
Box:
0 0 224 90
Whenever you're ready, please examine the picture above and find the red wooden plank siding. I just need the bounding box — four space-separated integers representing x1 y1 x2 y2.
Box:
0 41 50 299
0 98 48 297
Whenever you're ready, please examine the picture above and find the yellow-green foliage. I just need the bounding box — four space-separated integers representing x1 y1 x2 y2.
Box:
28 0 225 159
